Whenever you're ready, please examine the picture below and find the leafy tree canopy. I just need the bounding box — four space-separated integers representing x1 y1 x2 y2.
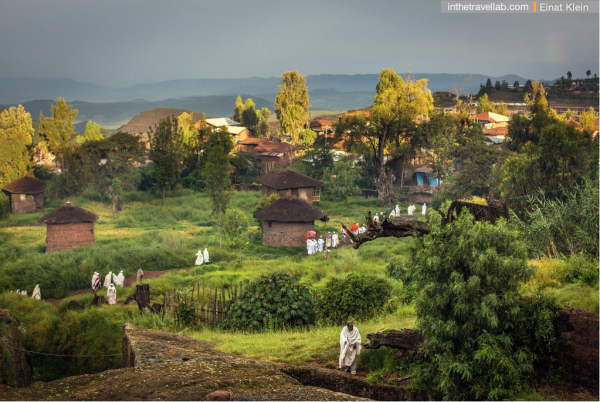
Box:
0 105 34 188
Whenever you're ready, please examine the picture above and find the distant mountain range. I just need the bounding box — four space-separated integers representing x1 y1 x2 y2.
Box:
0 73 532 129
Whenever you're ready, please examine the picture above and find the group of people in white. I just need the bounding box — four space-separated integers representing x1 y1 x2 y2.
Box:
195 248 210 266
91 270 125 305
406 203 426 217
11 284 42 300
306 230 341 255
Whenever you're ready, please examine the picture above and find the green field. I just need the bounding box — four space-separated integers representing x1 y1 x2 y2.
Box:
0 188 597 396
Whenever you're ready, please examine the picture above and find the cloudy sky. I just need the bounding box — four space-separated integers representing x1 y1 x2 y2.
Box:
1 0 598 87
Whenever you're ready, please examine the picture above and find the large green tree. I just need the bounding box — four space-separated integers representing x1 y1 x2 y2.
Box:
258 107 271 138
321 160 363 208
409 212 533 400
148 116 182 205
336 69 433 205
38 98 79 169
76 120 103 144
203 127 234 248
274 71 311 144
0 105 34 188
414 113 458 187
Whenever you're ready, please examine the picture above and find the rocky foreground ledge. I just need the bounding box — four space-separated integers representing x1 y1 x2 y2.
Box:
0 323 424 401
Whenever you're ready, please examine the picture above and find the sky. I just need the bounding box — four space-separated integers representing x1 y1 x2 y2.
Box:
0 0 598 87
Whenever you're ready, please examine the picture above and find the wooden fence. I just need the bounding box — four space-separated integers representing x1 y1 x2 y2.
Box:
151 279 251 328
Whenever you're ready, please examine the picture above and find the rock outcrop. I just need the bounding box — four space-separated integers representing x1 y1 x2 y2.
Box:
0 309 32 388
0 323 425 401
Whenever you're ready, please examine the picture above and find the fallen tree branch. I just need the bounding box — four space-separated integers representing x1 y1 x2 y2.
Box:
342 200 509 249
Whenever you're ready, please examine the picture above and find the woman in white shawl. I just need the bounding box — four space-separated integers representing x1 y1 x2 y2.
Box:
107 284 117 305
195 249 204 266
92 272 101 291
31 284 41 300
203 248 210 264
331 232 338 248
395 204 400 217
338 321 361 375
422 203 427 216
103 272 112 289
116 270 125 287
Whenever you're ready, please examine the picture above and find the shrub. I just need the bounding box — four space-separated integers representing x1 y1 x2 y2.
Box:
316 274 391 324
385 260 418 303
222 270 316 332
514 294 558 365
526 253 599 290
409 211 534 400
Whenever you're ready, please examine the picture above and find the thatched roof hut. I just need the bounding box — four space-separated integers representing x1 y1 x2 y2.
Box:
255 197 328 247
254 170 325 203
2 175 47 214
39 201 99 253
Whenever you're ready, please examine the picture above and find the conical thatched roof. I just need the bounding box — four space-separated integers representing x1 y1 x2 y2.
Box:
254 170 324 190
39 202 99 224
2 175 47 194
255 197 329 222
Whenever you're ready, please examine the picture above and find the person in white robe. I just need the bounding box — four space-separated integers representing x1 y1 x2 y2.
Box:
311 239 318 254
203 248 210 264
326 232 332 248
422 203 427 216
317 238 324 252
395 204 400 217
307 238 312 254
31 284 41 300
338 322 362 375
373 213 379 223
116 271 125 287
107 284 117 305
195 250 204 266
358 224 366 234
341 226 347 243
21 290 27 296
104 271 113 289
389 210 395 219
136 266 144 283
92 272 101 291
408 205 414 217
332 232 338 248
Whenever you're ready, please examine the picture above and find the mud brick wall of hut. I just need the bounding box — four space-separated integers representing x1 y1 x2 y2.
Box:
262 221 313 247
46 222 95 253
553 307 599 390
10 193 35 214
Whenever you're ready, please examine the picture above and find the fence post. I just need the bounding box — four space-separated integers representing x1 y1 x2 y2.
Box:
213 286 218 329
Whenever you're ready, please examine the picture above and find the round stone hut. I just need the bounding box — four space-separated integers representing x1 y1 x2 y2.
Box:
38 201 99 253
255 197 329 247
2 175 47 214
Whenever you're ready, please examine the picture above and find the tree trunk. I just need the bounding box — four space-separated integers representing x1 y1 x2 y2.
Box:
162 186 165 206
376 166 395 206
400 159 405 191
345 198 350 209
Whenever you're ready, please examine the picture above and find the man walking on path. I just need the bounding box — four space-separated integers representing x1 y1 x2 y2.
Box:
338 321 362 375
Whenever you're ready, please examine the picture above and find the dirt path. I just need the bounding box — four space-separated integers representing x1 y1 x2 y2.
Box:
45 266 194 307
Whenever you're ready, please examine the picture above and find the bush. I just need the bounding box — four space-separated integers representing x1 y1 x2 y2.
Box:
409 210 534 400
515 294 558 365
526 253 599 290
222 270 316 332
316 274 391 324
385 260 418 303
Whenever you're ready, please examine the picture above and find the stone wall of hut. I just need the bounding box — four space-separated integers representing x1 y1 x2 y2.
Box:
10 193 37 214
46 222 95 253
262 221 313 247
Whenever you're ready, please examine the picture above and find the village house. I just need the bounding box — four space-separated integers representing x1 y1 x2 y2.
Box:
38 201 99 253
237 138 297 175
413 166 441 187
255 196 329 247
483 126 508 146
433 91 452 98
254 169 324 204
474 112 510 130
2 175 47 214
205 117 249 144
309 119 334 134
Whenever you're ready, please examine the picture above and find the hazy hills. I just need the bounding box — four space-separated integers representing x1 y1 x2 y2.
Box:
8 96 271 130
1 73 531 129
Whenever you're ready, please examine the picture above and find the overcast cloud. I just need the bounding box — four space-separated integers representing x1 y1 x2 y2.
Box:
0 0 597 87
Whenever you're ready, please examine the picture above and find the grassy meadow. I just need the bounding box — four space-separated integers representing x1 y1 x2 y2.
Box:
0 187 597 391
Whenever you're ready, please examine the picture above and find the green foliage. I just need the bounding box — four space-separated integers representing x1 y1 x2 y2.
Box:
223 207 250 264
293 144 335 180
0 105 34 188
316 274 391 324
296 128 316 149
409 211 533 400
203 127 234 244
175 296 198 326
515 180 599 258
148 116 183 203
222 270 316 332
230 153 258 185
321 161 363 205
385 260 418 303
76 120 103 144
414 112 459 184
274 71 311 144
514 294 557 363
38 98 79 168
